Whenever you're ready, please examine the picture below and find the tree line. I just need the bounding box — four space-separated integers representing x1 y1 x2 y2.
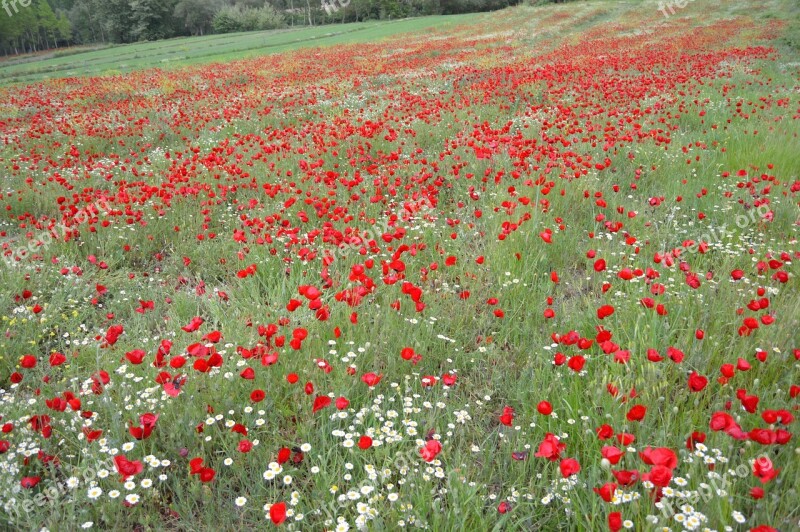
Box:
0 0 542 56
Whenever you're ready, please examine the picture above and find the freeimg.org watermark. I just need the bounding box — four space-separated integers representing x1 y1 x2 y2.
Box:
1 455 117 525
322 0 350 16
2 0 33 17
658 0 697 19
1 198 112 268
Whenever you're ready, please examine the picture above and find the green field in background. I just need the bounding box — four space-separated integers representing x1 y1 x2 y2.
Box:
0 13 480 86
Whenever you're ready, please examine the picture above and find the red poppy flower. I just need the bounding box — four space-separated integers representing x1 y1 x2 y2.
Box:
615 433 636 446
499 406 514 426
596 424 614 440
639 447 677 469
537 401 553 415
535 433 566 461
312 395 331 413
688 372 708 392
626 405 646 422
105 324 124 345
250 389 266 402
567 355 586 372
270 502 287 525
593 482 617 502
164 375 187 397
666 347 685 363
335 397 350 410
125 349 146 365
686 431 706 450
128 413 158 440
420 439 442 462
277 447 291 464
611 469 639 486
601 446 625 465
597 305 615 319
559 458 581 477
752 456 780 484
642 465 672 487
114 455 144 480
199 468 215 482
608 512 622 532
181 316 205 332
21 476 41 489
361 373 382 386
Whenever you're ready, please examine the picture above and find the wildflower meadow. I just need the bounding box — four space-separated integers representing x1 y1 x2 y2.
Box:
0 0 798 530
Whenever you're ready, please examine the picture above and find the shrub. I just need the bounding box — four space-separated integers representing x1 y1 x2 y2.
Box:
212 4 285 34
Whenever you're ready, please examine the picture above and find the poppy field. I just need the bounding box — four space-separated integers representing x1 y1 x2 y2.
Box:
0 0 798 530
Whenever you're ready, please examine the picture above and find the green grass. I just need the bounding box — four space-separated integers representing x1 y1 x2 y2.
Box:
0 14 480 86
0 1 798 530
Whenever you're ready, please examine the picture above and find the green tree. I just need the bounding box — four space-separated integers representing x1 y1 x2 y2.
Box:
68 0 107 43
129 0 179 41
35 0 61 48
212 4 284 33
175 0 222 36
212 4 242 33
100 0 135 42
56 11 72 43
